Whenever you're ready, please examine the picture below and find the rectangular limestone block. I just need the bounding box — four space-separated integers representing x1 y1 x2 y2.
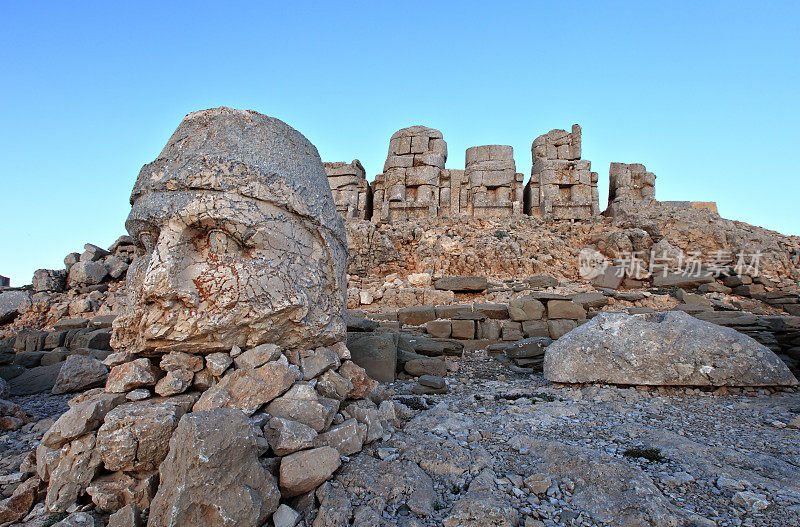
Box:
435 304 473 319
465 145 492 164
414 152 446 168
384 154 414 171
479 319 501 340
398 306 437 326
430 138 448 158
410 135 428 154
547 319 577 339
405 166 440 186
474 303 509 319
425 320 452 338
451 319 475 340
393 136 412 155
480 169 515 188
501 321 523 341
545 300 586 320
522 320 549 338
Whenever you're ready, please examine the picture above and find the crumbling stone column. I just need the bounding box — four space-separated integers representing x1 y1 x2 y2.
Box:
463 145 523 218
604 162 656 216
324 160 373 220
372 126 447 222
524 124 599 220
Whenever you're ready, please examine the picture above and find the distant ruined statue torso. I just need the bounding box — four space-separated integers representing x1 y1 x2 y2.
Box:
111 107 348 355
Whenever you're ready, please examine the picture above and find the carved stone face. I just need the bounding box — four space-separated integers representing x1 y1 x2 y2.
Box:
111 108 347 355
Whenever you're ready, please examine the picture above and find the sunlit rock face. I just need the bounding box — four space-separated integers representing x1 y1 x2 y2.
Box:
111 107 348 355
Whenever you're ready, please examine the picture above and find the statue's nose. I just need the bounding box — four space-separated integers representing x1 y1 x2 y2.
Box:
141 230 199 307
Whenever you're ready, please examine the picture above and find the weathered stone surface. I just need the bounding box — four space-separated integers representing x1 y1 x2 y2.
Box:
450 319 474 339
272 504 301 527
474 303 509 319
443 469 519 527
111 107 347 355
338 361 379 399
148 408 281 526
86 472 157 513
546 319 577 339
434 276 488 292
97 396 194 472
569 291 609 310
264 417 317 455
46 433 102 512
508 297 545 321
300 347 340 379
0 476 40 524
504 338 545 359
33 268 67 292
68 261 108 288
405 357 447 377
265 384 337 432
42 393 125 448
397 306 437 326
52 355 108 394
205 352 232 376
279 446 341 497
313 418 363 456
105 358 160 393
233 343 281 369
193 361 294 415
159 351 203 372
314 369 353 401
546 299 586 320
346 332 397 383
0 290 30 324
108 503 142 527
153 369 193 396
544 311 799 386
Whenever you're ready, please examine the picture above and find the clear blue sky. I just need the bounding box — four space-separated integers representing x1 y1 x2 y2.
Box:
1 2 798 286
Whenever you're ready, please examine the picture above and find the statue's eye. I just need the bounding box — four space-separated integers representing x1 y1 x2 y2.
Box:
138 231 158 254
207 229 239 253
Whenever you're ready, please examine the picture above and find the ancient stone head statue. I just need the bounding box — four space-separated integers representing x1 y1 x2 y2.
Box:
111 108 348 355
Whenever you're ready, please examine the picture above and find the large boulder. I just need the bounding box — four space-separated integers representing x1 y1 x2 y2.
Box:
346 332 397 383
544 311 799 386
97 396 194 472
147 408 280 527
67 261 108 288
0 291 30 324
52 355 108 394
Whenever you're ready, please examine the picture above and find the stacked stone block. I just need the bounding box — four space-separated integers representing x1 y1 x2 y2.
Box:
463 145 524 218
604 162 656 216
324 160 373 220
524 124 600 220
372 126 447 222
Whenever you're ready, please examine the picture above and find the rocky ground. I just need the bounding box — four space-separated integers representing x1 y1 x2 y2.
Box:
318 351 800 527
3 348 797 527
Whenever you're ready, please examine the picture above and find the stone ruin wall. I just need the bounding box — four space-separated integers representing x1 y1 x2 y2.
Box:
604 162 657 217
323 160 372 220
326 123 708 225
524 125 599 220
